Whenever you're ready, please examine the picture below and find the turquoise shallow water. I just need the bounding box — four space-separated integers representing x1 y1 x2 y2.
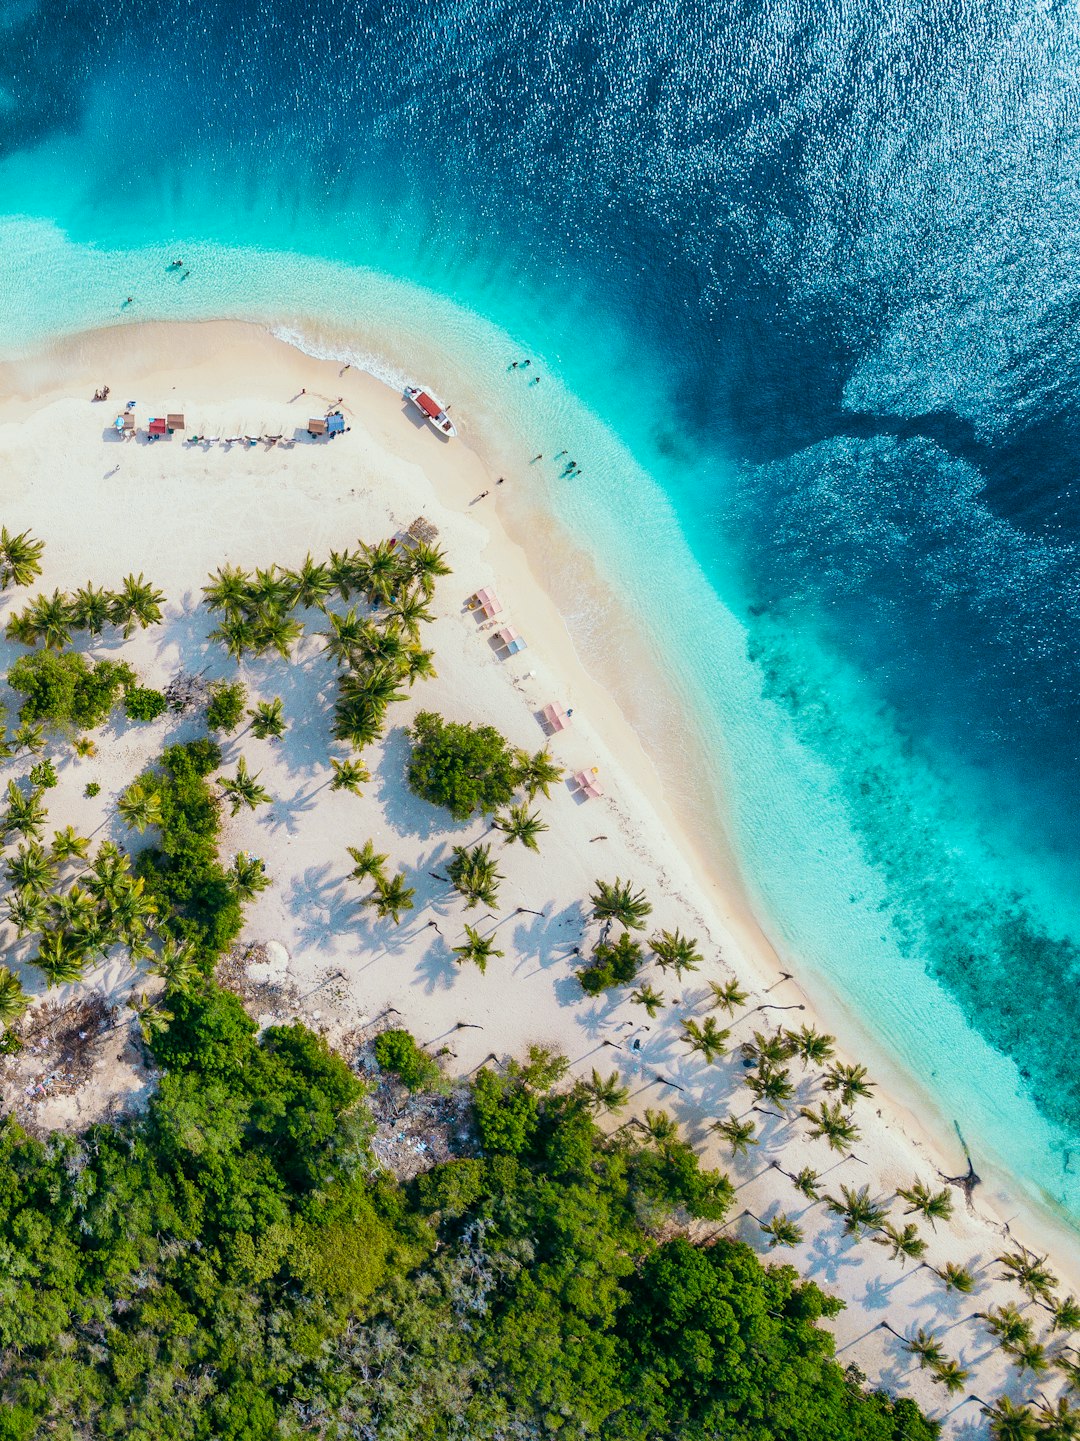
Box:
2 0 1080 1220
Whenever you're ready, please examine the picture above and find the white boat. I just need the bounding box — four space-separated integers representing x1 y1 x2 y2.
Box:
405 385 457 438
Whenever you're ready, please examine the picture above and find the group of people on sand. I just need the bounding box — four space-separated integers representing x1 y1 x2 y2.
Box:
91 385 111 403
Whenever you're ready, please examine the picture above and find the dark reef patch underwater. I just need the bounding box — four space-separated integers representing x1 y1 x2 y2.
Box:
1 0 1079 1206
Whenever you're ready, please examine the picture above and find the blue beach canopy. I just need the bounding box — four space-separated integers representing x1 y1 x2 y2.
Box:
327 414 345 433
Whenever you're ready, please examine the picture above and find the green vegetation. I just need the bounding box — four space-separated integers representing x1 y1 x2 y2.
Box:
373 1027 442 1089
407 710 519 820
8 649 135 730
5 573 164 644
205 678 247 731
579 930 643 994
0 526 45 589
124 685 168 722
133 738 243 961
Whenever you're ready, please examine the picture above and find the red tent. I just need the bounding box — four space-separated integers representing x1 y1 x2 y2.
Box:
148 417 167 436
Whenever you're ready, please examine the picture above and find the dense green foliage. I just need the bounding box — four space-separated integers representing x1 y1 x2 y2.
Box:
124 686 168 722
205 679 247 732
0 985 937 1440
373 1027 442 1090
407 710 519 820
8 650 135 730
133 739 242 961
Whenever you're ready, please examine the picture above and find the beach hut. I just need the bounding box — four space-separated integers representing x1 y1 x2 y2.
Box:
148 417 167 437
307 417 328 437
122 413 135 435
495 625 527 655
542 702 571 732
573 768 603 799
166 413 185 432
474 586 502 619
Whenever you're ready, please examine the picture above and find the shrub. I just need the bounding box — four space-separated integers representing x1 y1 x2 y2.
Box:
124 686 168 722
373 1028 441 1090
406 711 518 821
8 650 134 730
578 933 643 995
28 758 57 790
83 781 100 798
206 680 247 732
472 1067 539 1156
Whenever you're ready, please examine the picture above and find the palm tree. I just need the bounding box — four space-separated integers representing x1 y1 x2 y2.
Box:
448 843 503 910
147 937 199 992
902 1328 946 1369
494 803 548 851
73 736 96 759
358 540 402 606
128 991 174 1045
825 1184 888 1238
515 748 564 801
743 1029 793 1067
247 565 293 612
331 693 385 751
1010 1340 1050 1377
0 526 44 589
936 1261 977 1294
3 781 46 842
630 982 666 1017
347 840 389 886
388 587 434 638
6 842 56 895
681 1016 730 1063
713 1113 758 1157
0 966 28 1025
590 878 652 933
895 1178 954 1229
403 646 438 686
982 1396 1038 1441
747 1062 796 1110
452 925 504 975
822 1061 875 1106
326 547 360 601
339 662 406 712
788 1166 822 1201
642 1108 679 1145
33 930 85 985
286 553 332 610
330 757 370 795
708 978 749 1014
364 871 415 925
874 1221 927 1266
582 1068 629 1115
117 782 162 834
209 614 258 662
650 928 702 977
404 540 452 596
230 852 270 901
980 1303 1033 1348
1050 1294 1080 1333
319 606 366 667
111 573 165 634
800 1100 861 1153
50 827 90 865
1035 1395 1080 1441
11 721 45 756
202 564 252 615
760 1213 804 1249
999 1248 1059 1302
6 889 46 937
929 1358 969 1396
70 582 114 635
253 607 304 659
359 620 408 669
26 589 73 650
248 697 287 741
218 758 272 816
785 1023 836 1066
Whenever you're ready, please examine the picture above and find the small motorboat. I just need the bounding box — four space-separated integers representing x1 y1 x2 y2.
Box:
405 385 457 438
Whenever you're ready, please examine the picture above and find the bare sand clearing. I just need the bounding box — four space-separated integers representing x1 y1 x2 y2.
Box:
0 319 1076 1429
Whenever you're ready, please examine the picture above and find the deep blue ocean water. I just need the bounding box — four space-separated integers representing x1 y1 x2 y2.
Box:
2 0 1080 1216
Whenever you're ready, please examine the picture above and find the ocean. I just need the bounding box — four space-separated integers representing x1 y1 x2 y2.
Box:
2 0 1079 1218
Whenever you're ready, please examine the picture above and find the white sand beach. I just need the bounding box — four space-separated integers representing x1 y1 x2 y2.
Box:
1 319 1077 1431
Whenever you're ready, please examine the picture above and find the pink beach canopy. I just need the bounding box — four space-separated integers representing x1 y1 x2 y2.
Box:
574 768 603 799
542 703 570 731
475 586 502 618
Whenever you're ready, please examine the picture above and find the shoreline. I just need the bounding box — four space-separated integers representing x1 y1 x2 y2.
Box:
2 315 1079 1423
